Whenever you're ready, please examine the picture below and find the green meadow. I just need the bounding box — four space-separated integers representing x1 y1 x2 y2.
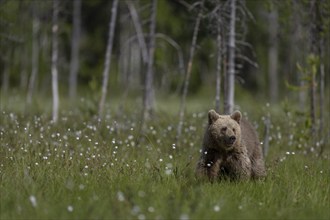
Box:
1 93 329 220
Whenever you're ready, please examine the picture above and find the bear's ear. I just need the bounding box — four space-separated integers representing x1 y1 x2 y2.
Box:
230 110 242 124
208 109 219 124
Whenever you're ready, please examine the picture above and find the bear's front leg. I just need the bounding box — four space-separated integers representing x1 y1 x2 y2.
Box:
207 159 221 180
226 151 252 180
196 157 221 181
196 159 208 178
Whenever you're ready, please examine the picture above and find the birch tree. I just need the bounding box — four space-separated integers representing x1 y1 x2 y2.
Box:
1 51 10 95
69 0 81 99
319 36 325 155
268 8 278 103
319 37 325 137
177 1 204 140
308 0 320 142
98 0 119 118
224 0 236 114
20 47 28 90
27 4 39 105
126 0 148 65
291 0 306 109
317 1 328 155
142 0 157 120
51 0 60 123
215 5 222 113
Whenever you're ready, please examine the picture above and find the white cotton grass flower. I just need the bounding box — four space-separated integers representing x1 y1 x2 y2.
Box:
180 213 189 220
131 205 140 215
67 205 73 212
29 195 37 207
138 191 145 198
138 214 146 220
165 169 173 175
117 191 125 202
148 206 155 213
213 205 220 212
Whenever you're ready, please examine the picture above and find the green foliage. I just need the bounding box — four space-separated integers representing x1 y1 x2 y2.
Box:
1 94 329 220
285 54 320 92
1 0 329 101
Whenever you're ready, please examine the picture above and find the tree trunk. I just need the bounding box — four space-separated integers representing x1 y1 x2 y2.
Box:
27 8 39 104
98 0 119 118
126 0 148 64
309 0 320 144
292 0 306 109
215 8 222 113
319 43 324 135
319 44 325 155
20 47 28 91
69 0 81 99
309 64 317 142
51 0 60 123
177 0 203 140
224 0 236 114
1 54 10 95
142 0 157 121
268 9 278 103
222 27 227 114
125 0 146 90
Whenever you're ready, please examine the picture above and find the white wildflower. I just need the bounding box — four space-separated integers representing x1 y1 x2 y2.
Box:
29 195 37 207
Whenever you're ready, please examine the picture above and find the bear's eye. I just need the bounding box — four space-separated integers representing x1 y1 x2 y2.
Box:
233 128 236 133
221 127 227 132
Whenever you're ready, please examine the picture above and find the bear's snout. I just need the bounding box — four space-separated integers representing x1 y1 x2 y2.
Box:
228 136 236 145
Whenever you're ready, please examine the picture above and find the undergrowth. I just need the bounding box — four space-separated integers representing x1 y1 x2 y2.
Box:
0 93 329 219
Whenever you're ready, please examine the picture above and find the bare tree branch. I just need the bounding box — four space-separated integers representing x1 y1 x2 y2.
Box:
126 0 149 64
69 0 81 99
215 4 222 113
27 4 39 105
177 0 204 141
98 0 119 118
155 33 184 77
142 0 157 120
224 0 236 114
236 54 258 68
51 0 60 123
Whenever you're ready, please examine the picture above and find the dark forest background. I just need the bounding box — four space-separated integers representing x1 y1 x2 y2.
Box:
1 0 329 127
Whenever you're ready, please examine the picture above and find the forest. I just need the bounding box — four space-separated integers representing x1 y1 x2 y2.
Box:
1 0 329 219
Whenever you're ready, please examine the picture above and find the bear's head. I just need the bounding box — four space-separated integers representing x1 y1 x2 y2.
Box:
207 109 242 151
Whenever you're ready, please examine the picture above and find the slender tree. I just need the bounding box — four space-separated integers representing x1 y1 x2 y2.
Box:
319 38 325 136
215 6 222 113
27 3 39 104
268 7 278 103
51 0 60 123
177 1 204 140
318 2 328 155
308 0 320 143
69 0 81 99
224 0 236 114
319 39 325 155
1 51 10 95
98 0 119 118
126 0 148 64
291 0 306 109
20 47 28 90
142 0 157 120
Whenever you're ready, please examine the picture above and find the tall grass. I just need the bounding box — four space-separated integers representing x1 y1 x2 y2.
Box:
1 93 329 219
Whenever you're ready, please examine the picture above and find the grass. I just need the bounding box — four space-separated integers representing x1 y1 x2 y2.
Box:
0 92 329 220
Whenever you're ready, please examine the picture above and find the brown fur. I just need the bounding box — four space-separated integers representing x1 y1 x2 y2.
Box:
196 110 266 181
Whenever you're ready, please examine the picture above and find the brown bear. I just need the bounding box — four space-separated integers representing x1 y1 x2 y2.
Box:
196 110 266 181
